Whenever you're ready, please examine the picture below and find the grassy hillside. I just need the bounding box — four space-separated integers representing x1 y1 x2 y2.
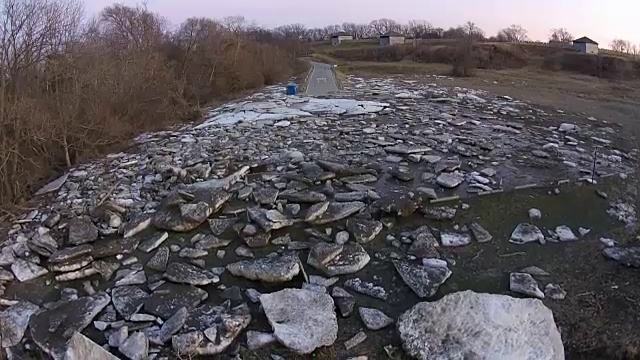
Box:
316 41 640 80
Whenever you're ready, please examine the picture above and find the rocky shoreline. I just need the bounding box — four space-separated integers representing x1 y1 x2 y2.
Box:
0 75 637 359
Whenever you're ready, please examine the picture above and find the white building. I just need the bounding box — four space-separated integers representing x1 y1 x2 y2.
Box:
331 32 353 46
573 37 599 54
380 33 405 46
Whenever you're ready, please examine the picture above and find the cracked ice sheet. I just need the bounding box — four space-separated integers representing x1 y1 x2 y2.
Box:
295 98 389 116
195 97 389 128
196 105 312 128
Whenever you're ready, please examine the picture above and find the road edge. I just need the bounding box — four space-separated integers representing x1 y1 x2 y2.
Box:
330 65 343 91
302 64 315 95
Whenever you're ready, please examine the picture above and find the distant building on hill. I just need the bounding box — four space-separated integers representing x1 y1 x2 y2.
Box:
380 33 405 46
572 37 599 54
331 32 353 46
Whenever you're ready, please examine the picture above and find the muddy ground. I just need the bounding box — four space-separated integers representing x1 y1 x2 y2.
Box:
237 177 640 360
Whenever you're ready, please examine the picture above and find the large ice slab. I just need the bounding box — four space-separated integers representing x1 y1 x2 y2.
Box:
295 98 389 116
195 96 389 128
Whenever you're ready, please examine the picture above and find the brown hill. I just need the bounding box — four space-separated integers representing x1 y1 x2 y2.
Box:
322 42 640 80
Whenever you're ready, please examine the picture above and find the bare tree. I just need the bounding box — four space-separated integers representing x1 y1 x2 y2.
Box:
0 0 84 200
322 25 341 39
443 27 466 39
0 0 83 118
496 24 528 42
246 27 278 42
452 23 477 77
341 22 357 37
99 3 168 51
172 16 238 100
174 18 221 46
353 23 372 39
444 24 484 40
398 24 412 37
463 21 485 40
369 19 384 35
549 28 573 42
406 19 433 38
0 0 83 81
173 17 222 74
342 21 379 39
428 27 444 39
369 18 400 35
306 28 323 42
274 23 308 40
221 15 254 34
610 39 632 53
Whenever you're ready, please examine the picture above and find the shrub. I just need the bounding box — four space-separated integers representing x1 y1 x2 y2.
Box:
451 38 476 77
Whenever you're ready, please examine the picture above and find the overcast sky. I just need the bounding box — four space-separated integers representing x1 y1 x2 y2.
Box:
84 0 640 47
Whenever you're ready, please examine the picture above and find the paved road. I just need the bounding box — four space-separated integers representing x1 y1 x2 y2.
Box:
306 62 339 96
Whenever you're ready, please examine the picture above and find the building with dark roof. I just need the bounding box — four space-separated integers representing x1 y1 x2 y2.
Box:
573 36 599 54
380 33 405 46
330 32 353 46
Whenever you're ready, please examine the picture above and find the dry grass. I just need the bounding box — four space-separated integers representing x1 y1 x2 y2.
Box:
311 38 378 53
342 61 451 76
443 67 640 132
311 53 343 65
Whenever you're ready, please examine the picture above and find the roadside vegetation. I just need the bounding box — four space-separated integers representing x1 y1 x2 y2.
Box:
450 23 478 77
0 0 308 209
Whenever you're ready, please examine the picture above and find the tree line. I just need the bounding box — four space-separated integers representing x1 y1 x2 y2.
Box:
610 39 639 55
266 18 519 41
264 18 639 53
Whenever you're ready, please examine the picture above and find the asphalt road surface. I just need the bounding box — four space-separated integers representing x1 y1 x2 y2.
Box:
305 62 339 96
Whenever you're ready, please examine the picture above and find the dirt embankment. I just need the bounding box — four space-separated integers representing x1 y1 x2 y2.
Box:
325 43 640 80
543 52 640 79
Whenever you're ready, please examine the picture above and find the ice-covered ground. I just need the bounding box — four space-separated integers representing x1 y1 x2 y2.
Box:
2 75 637 360
196 94 390 127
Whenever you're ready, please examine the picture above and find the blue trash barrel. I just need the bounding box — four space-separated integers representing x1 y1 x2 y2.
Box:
286 83 298 95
